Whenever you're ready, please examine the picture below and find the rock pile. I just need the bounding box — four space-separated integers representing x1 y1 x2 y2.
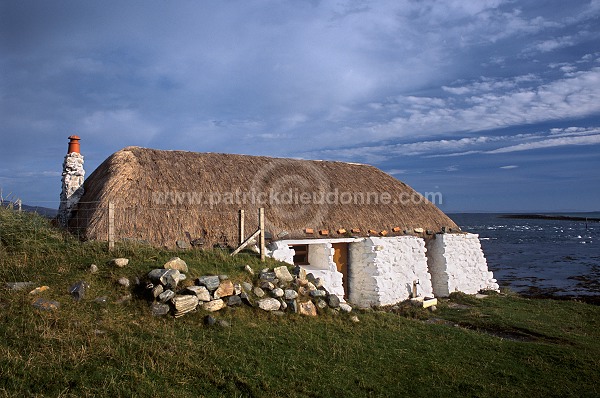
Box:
144 261 352 318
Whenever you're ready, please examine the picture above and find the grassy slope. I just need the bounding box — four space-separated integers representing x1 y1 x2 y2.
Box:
1 208 599 398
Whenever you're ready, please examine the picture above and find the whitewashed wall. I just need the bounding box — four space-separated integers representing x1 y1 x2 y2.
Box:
304 243 345 298
267 241 295 265
267 241 345 298
426 233 499 297
349 236 433 307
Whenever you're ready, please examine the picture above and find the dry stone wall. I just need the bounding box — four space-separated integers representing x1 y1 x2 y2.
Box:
349 236 433 307
426 233 499 297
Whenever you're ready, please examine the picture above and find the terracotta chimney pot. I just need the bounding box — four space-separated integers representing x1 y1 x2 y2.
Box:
67 135 81 154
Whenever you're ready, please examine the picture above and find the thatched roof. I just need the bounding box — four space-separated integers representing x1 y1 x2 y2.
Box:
70 147 459 248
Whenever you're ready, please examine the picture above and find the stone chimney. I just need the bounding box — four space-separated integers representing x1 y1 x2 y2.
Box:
58 135 85 227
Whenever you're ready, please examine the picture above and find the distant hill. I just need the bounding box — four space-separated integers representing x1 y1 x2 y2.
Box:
0 201 58 218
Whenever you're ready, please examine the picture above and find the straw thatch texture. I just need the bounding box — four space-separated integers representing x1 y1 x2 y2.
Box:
70 147 459 248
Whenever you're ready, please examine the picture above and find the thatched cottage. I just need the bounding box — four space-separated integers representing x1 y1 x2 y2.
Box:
68 146 499 307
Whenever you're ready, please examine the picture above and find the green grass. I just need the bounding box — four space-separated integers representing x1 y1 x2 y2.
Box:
1 208 600 397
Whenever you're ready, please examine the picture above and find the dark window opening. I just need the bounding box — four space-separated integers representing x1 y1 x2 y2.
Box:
291 244 309 265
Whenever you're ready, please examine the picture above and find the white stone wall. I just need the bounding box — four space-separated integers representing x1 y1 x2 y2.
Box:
58 152 85 227
267 241 295 265
267 241 345 299
303 243 345 298
348 236 433 308
426 233 499 297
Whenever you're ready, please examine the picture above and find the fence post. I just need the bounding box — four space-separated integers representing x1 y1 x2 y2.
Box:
239 209 245 245
108 201 115 251
259 207 265 262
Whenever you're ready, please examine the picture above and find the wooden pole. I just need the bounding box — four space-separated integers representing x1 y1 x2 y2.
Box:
108 201 115 251
239 209 245 245
259 207 265 262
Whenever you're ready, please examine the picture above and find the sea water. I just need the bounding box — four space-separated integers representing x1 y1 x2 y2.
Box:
449 213 600 297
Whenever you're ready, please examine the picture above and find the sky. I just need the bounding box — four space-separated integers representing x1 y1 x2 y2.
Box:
1 0 599 212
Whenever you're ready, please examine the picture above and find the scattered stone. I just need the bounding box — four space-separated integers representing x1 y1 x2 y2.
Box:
110 258 129 268
176 240 190 249
313 278 324 288
89 264 98 273
253 287 265 298
214 280 235 299
148 269 181 290
271 288 284 298
240 292 253 307
202 299 225 312
185 286 211 301
350 315 360 323
217 319 231 328
242 282 253 292
297 278 309 287
258 271 276 282
299 301 317 316
29 286 50 295
196 275 221 291
227 295 242 307
257 298 281 311
94 296 108 304
218 275 229 281
298 286 309 296
284 289 298 300
204 315 217 326
286 300 298 313
178 274 187 282
197 286 212 302
339 303 352 313
327 294 341 308
475 294 489 299
271 311 285 316
158 290 175 303
233 283 242 295
172 295 199 318
151 303 170 316
273 266 293 283
117 277 130 288
309 289 326 298
152 284 164 298
316 299 328 309
5 282 34 291
68 281 89 301
260 281 275 291
115 294 132 304
306 282 317 291
32 298 60 311
243 265 254 276
163 257 188 272
278 299 288 311
430 305 438 312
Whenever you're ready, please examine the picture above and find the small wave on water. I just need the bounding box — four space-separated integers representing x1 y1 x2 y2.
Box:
450 213 600 299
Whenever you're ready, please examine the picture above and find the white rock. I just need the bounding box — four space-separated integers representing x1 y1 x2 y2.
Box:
257 298 281 311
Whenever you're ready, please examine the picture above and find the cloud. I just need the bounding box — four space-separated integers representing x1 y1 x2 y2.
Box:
488 133 600 154
500 165 519 169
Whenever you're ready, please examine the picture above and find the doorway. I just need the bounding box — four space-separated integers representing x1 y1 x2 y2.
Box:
332 242 349 299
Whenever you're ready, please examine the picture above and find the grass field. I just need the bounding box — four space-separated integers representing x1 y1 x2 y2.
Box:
1 208 599 397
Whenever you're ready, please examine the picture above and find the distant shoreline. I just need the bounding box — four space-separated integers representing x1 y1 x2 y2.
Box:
499 214 600 222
